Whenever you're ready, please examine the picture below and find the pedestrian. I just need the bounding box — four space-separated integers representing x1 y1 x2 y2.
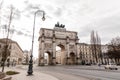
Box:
7 62 10 67
98 63 101 67
12 62 14 67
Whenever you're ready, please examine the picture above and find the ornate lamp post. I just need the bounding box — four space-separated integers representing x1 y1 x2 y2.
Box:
27 10 45 75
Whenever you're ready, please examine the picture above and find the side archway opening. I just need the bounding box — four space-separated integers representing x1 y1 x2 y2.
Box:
70 52 76 65
56 44 66 65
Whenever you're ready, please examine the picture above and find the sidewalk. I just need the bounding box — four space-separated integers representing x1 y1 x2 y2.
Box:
1 66 59 80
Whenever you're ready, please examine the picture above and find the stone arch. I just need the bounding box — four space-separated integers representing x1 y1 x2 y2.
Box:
57 43 65 51
38 26 80 66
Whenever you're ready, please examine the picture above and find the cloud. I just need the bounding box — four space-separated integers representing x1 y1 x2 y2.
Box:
24 0 29 4
16 31 24 35
22 2 42 15
9 28 15 34
12 28 32 38
3 0 120 58
54 7 62 17
13 9 21 20
80 12 120 44
24 33 32 37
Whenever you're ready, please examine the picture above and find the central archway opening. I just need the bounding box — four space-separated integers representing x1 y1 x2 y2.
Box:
44 52 52 65
44 53 48 65
56 44 65 65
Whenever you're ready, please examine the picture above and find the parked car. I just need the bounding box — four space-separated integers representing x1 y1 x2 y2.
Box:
85 63 91 66
117 63 120 65
104 63 118 70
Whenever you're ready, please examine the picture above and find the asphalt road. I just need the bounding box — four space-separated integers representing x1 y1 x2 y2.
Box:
34 65 120 80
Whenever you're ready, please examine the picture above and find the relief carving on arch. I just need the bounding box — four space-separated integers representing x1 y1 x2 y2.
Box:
45 30 53 37
44 43 52 49
69 45 75 50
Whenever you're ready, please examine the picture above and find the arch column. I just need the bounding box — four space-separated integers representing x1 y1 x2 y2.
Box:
66 36 70 64
76 42 81 64
39 33 45 66
75 37 81 64
52 42 56 65
52 33 56 65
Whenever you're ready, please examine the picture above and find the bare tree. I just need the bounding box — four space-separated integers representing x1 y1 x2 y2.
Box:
90 30 97 64
0 4 21 71
90 30 102 64
1 4 21 37
1 5 14 72
1 44 10 65
96 32 103 64
107 36 120 64
0 0 4 30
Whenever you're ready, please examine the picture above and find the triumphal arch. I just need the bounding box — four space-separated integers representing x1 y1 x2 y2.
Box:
38 22 81 66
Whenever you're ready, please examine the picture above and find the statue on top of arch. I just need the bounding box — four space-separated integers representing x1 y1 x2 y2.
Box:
55 22 65 28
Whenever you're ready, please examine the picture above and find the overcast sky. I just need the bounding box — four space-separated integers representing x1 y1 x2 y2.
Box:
0 0 120 58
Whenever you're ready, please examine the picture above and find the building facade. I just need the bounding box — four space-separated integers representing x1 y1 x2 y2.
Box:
79 43 92 65
0 38 24 66
23 50 31 64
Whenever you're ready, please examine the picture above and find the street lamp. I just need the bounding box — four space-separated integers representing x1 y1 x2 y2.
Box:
27 10 45 75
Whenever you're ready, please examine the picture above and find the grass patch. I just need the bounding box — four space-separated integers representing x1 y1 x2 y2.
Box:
6 71 19 75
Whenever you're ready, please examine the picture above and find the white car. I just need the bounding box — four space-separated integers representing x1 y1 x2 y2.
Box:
104 63 118 70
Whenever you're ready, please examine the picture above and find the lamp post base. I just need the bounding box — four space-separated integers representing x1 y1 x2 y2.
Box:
27 63 33 75
27 64 33 75
27 56 33 75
